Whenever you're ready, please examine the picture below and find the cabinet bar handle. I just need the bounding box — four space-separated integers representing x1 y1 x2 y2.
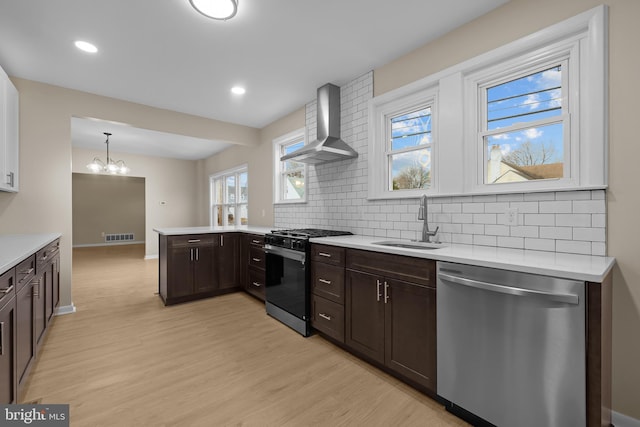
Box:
319 313 332 321
221 235 224 246
318 278 331 285
252 240 261 244
252 258 261 262
0 285 14 295
32 280 40 297
384 281 389 303
20 268 34 275
190 248 194 261
318 252 331 258
188 239 201 243
0 321 4 356
376 280 382 302
195 248 199 261
252 282 262 287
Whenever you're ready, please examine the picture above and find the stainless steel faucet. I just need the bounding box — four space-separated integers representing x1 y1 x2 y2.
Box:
418 194 439 243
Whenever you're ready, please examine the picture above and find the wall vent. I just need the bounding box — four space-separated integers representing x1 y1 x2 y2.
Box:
105 233 135 243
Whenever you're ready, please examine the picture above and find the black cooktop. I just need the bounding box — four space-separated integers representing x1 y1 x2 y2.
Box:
269 228 353 239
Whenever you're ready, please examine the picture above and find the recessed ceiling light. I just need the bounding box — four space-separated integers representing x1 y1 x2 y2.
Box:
189 0 238 21
231 86 246 95
74 40 98 53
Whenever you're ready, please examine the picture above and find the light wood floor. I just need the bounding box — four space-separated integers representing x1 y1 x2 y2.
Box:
22 244 468 426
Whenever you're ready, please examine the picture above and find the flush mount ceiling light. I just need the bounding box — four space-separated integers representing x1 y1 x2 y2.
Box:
86 132 130 174
189 0 238 20
231 86 246 95
74 40 98 53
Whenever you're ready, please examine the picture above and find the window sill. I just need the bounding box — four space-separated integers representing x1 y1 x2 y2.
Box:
274 199 307 205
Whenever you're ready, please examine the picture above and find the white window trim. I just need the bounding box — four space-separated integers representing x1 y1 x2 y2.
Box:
369 85 439 200
209 164 248 228
367 5 607 199
273 128 307 204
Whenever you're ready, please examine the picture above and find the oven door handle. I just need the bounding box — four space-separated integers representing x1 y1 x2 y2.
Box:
264 245 306 264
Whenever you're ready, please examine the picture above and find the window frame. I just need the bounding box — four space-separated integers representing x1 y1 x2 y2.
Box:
369 86 439 200
367 5 607 199
273 128 307 204
209 164 248 227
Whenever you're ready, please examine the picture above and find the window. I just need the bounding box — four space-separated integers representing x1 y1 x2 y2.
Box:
273 128 306 204
210 165 248 227
481 61 569 185
369 87 438 199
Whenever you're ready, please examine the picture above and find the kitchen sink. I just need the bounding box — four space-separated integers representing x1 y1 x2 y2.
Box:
372 240 446 250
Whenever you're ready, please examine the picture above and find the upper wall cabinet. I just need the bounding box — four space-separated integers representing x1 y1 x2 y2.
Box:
0 65 19 193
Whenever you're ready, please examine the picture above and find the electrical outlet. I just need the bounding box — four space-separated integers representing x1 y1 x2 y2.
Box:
505 208 519 226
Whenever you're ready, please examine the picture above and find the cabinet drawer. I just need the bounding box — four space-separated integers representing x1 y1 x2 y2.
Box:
15 256 36 292
247 266 265 300
311 294 344 342
249 246 265 269
311 262 344 304
311 244 345 267
0 268 15 306
346 248 436 288
36 240 60 269
247 234 265 247
168 234 216 247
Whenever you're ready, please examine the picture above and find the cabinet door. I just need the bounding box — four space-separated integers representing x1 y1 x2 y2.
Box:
345 270 385 364
218 234 239 290
34 272 46 346
167 246 194 298
16 282 34 388
193 244 216 293
0 296 16 404
3 77 18 192
384 278 436 392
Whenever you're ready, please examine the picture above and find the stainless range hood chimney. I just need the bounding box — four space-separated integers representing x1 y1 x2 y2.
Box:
280 83 358 164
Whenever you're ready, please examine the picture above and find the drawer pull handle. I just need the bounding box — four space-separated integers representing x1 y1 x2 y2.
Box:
376 280 382 302
188 239 201 243
0 285 14 295
319 313 332 321
20 268 34 275
318 278 332 285
318 252 332 258
252 282 262 287
252 240 261 244
384 281 389 304
252 258 261 262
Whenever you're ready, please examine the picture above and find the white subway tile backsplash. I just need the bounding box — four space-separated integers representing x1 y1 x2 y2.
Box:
274 71 608 257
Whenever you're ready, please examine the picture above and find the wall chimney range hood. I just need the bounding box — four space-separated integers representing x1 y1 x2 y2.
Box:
280 83 358 164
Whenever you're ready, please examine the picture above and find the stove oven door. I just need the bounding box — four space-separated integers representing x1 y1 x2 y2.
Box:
264 245 310 336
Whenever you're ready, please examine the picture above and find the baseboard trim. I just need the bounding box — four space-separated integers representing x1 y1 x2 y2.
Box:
73 241 145 248
144 254 159 260
613 411 640 427
55 304 76 316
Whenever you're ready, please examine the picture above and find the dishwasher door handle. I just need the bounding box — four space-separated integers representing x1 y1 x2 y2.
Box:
438 273 579 305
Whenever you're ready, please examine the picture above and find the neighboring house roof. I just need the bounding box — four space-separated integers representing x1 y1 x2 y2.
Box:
516 162 563 179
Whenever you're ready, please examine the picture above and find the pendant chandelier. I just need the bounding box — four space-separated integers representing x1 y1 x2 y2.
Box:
86 132 130 174
189 0 238 20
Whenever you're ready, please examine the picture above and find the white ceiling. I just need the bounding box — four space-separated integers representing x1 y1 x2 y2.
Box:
0 0 509 159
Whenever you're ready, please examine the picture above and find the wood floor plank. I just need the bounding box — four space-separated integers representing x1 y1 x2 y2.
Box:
21 244 468 426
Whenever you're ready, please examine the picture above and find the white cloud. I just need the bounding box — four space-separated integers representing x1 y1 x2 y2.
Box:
523 128 543 139
525 93 541 110
492 133 510 140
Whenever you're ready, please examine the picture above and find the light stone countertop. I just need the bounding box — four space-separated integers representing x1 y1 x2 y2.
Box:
0 233 62 275
310 234 615 283
153 226 274 236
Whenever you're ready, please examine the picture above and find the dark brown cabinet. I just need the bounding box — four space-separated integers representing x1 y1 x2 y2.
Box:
243 234 265 301
345 248 437 394
160 234 216 305
218 233 239 290
0 270 17 404
159 233 242 305
1 237 59 404
310 244 346 342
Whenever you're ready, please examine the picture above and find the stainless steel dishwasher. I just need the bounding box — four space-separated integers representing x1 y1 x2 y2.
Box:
437 262 586 427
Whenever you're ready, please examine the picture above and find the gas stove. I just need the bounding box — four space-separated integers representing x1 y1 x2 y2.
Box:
264 228 352 252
